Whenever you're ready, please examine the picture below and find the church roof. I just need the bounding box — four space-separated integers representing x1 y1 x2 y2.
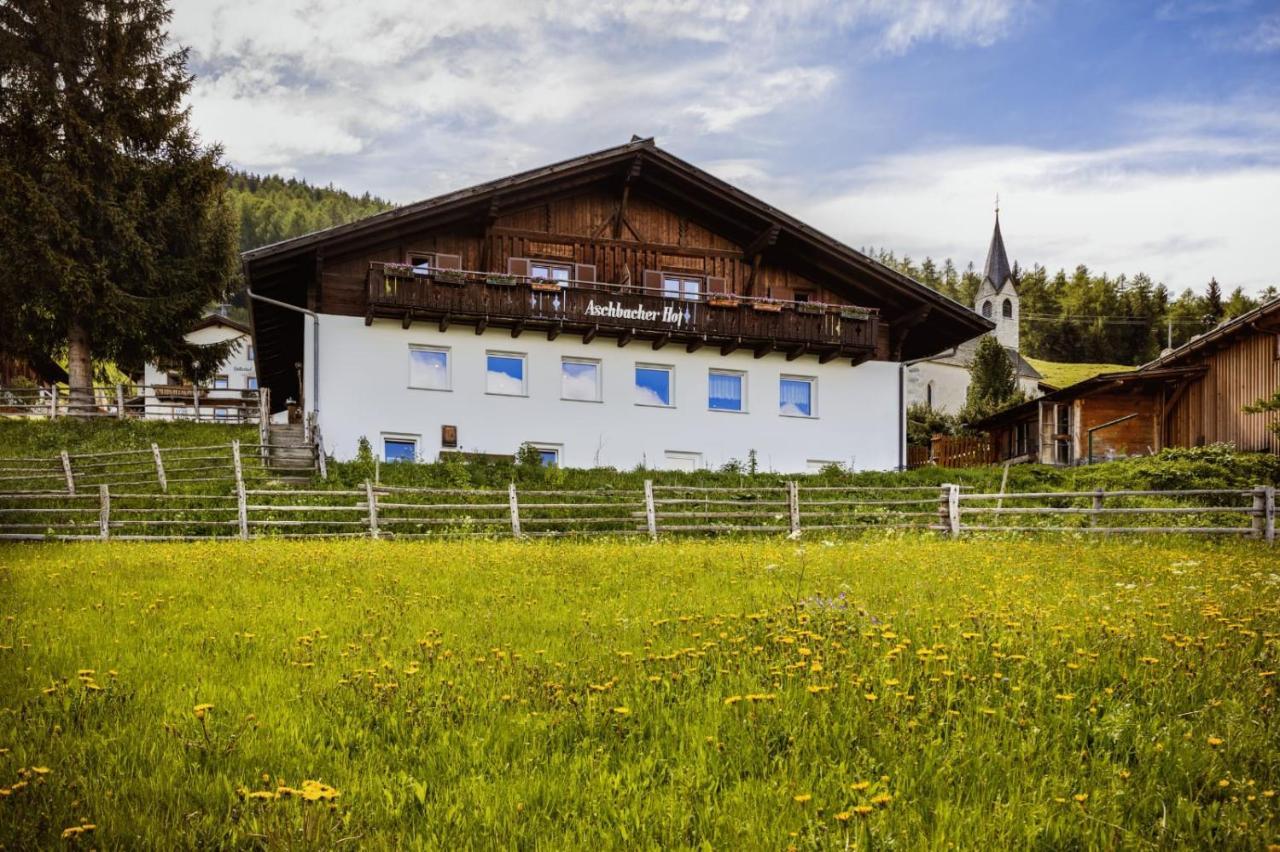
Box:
927 338 1041 379
983 214 1013 292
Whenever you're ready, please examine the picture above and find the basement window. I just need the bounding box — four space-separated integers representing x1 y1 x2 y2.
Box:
383 435 418 463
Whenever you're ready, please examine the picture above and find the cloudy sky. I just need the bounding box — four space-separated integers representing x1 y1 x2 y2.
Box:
171 0 1279 295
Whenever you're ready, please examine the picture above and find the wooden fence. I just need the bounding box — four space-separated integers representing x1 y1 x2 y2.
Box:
0 384 266 423
907 435 996 469
0 480 1272 542
0 440 274 495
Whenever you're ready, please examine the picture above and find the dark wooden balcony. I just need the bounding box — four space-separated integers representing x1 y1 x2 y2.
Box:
365 264 878 363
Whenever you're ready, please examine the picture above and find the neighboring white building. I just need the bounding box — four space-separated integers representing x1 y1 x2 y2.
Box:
905 213 1041 414
243 139 991 472
142 314 259 421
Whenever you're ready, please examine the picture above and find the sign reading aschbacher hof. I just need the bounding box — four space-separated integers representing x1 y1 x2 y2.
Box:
584 299 689 327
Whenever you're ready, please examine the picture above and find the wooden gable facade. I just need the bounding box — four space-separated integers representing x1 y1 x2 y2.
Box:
244 138 991 411
980 297 1280 464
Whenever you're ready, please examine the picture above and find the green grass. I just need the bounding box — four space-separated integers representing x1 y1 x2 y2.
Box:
0 419 257 459
2 537 1277 848
1026 357 1134 390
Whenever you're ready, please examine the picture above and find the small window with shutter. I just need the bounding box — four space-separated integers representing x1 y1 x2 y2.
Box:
530 260 572 285
645 271 703 302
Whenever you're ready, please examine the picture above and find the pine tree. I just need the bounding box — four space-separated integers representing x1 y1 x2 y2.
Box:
1205 277 1224 324
960 335 1025 423
0 0 238 402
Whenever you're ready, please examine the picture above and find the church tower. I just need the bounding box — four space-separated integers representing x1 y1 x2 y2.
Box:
973 211 1019 350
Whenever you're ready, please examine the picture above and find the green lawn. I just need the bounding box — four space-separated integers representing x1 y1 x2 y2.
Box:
1026 357 1135 390
1 537 1277 848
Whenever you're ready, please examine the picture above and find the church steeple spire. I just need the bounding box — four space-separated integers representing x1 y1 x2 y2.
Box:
983 210 1012 291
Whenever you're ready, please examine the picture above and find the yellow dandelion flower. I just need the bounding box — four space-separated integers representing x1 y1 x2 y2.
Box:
612 706 630 716
850 780 871 791
1055 693 1075 702
871 792 893 807
793 794 812 804
1074 793 1088 803
1139 657 1159 665
864 692 878 702
834 810 851 822
1218 779 1230 788
193 703 214 720
724 695 742 706
1207 736 1224 747
852 804 874 815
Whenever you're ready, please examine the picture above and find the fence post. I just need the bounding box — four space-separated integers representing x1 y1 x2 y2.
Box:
50 385 59 418
258 387 269 466
1091 489 1105 527
60 450 75 495
115 384 124 419
192 384 200 421
644 479 657 540
938 483 960 536
1266 486 1275 545
508 483 522 539
236 479 249 540
1253 486 1271 541
151 443 168 493
788 480 801 537
231 440 244 490
98 484 110 541
365 479 380 539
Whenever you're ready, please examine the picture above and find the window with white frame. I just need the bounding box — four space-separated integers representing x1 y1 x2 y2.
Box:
708 369 745 412
664 451 702 471
383 435 418 462
779 376 815 417
663 274 702 301
409 345 451 391
213 374 229 390
246 376 258 391
561 358 601 402
530 261 572 285
634 364 673 407
214 407 231 420
486 352 527 396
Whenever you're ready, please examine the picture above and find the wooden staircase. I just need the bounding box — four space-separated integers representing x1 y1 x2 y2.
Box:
264 423 318 483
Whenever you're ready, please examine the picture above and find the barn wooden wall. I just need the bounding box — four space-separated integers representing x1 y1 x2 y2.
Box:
1072 393 1160 461
1164 331 1279 454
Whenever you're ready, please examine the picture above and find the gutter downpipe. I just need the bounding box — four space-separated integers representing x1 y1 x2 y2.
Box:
245 287 319 420
898 347 957 470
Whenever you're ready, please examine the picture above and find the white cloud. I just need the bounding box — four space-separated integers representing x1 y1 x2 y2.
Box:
486 368 525 396
561 367 600 401
799 103 1280 294
634 385 669 406
172 0 1027 177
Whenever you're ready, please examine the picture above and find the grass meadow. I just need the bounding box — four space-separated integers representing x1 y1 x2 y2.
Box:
1 536 1278 848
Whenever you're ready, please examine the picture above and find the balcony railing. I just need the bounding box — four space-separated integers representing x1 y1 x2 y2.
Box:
365 264 878 359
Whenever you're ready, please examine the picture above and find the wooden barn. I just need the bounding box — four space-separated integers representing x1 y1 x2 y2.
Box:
242 137 991 471
978 297 1280 464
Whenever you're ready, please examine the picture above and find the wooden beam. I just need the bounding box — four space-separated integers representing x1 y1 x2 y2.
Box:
785 345 807 362
438 314 450 333
583 324 598 345
475 316 488 335
742 222 780 259
850 351 872 367
818 349 839 364
617 328 634 347
686 337 705 354
720 339 740 356
547 322 562 341
888 305 931 361
364 309 373 327
612 156 642 239
511 320 525 338
402 312 412 330
479 197 501 271
652 333 670 351
753 342 773 359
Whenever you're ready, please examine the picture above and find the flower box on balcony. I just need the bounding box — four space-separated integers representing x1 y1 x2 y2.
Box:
434 270 467 286
382 262 413 278
485 274 519 287
836 305 873 320
706 294 740 308
751 300 784 313
529 279 563 293
795 301 825 315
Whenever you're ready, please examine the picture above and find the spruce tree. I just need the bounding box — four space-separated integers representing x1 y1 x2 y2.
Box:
1205 277 1224 324
0 0 237 403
